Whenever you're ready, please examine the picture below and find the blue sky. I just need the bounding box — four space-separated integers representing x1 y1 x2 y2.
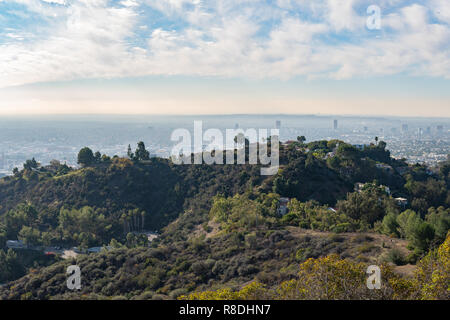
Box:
0 0 449 116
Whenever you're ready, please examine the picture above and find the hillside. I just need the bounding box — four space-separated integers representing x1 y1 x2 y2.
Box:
1 226 416 300
0 140 449 299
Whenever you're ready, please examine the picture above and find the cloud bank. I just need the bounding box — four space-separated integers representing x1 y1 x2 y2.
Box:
0 0 449 88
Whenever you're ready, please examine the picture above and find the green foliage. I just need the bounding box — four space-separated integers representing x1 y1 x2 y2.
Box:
3 203 39 239
381 212 400 237
282 199 358 232
0 249 23 283
182 235 450 300
362 142 391 163
336 143 360 161
77 147 95 167
23 158 38 171
296 136 306 144
411 222 435 253
0 248 55 284
414 233 450 299
380 208 449 255
58 206 111 248
425 207 450 242
94 151 102 164
181 255 412 300
126 233 149 248
337 184 396 226
397 210 422 239
18 226 41 246
0 140 448 300
386 248 407 266
273 153 349 205
405 177 449 214
133 141 150 161
209 193 276 232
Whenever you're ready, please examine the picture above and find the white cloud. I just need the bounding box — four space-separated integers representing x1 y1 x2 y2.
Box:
0 0 140 86
326 0 363 32
431 0 450 24
0 0 449 88
120 0 139 7
41 0 67 5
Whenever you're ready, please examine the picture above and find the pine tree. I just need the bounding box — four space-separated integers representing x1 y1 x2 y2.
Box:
127 144 134 159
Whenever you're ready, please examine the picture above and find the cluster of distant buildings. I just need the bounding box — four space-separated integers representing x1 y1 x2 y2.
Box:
0 118 447 178
330 120 445 136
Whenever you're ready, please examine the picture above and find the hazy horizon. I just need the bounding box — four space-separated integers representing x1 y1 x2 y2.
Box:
0 1 449 117
0 113 450 120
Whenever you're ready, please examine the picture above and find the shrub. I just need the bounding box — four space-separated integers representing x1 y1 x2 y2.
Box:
411 222 435 253
169 288 188 299
387 248 407 266
414 233 450 299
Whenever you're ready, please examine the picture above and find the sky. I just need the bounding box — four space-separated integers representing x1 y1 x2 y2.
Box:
0 0 449 116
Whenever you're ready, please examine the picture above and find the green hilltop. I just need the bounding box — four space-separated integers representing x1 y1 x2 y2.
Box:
0 139 448 299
